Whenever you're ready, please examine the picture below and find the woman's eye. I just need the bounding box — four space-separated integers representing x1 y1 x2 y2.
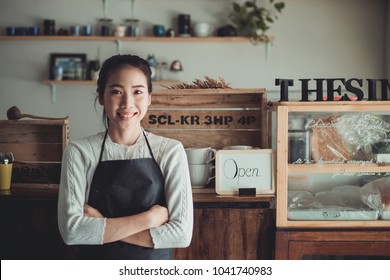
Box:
111 89 122 95
134 88 147 94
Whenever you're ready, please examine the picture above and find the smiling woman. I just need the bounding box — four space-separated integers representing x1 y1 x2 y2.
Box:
98 66 151 143
96 55 153 131
57 54 193 260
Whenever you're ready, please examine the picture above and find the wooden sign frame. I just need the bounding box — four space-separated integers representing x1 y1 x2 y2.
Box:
215 149 275 195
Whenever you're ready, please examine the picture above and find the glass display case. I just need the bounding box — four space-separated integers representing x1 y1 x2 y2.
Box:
275 102 390 228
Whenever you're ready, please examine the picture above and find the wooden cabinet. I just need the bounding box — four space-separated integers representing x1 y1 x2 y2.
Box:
274 101 390 228
175 195 275 260
273 101 390 259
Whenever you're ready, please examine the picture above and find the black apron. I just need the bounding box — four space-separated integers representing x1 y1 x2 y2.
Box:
78 130 173 260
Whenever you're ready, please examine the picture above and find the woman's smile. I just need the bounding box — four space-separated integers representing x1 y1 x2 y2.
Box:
117 111 138 121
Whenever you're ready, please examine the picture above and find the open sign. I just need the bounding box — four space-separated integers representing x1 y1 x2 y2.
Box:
215 149 274 196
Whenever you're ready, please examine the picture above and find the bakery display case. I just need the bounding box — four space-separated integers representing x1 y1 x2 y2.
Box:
275 101 390 228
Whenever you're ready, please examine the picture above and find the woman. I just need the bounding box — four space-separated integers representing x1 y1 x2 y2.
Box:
58 54 193 259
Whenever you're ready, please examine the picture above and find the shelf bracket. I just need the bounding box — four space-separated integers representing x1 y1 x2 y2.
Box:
49 82 57 104
115 39 122 54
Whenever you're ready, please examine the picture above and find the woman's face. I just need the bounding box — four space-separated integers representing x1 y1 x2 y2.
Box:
99 66 151 132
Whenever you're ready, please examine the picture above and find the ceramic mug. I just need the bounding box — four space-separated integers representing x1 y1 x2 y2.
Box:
192 22 211 37
6 26 16 36
82 25 93 36
188 163 215 188
153 25 165 37
16 27 28 36
185 147 216 164
70 25 80 36
28 26 40 36
114 25 126 37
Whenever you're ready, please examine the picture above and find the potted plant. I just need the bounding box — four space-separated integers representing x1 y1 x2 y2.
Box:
230 0 285 44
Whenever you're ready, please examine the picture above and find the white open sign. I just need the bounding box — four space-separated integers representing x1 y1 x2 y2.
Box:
215 149 275 195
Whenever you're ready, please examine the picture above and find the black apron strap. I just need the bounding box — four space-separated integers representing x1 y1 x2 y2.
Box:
98 130 109 163
143 129 157 163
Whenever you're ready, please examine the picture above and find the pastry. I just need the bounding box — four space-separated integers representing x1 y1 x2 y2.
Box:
310 116 354 162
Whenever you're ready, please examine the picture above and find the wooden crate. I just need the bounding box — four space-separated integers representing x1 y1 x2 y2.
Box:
0 120 69 184
142 88 268 149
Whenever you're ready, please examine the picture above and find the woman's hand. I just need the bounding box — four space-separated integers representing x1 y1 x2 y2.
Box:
147 205 169 228
84 204 104 218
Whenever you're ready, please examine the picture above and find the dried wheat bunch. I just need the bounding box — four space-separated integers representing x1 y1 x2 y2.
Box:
163 76 231 89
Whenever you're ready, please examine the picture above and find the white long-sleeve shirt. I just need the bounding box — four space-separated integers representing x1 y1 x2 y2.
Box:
58 130 193 249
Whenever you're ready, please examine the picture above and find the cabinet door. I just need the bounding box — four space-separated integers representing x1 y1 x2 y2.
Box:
175 207 275 260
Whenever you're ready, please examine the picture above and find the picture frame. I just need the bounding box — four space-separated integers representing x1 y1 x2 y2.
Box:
215 149 275 196
49 53 87 80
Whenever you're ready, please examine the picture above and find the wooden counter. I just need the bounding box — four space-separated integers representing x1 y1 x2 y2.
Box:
0 184 275 260
6 184 274 202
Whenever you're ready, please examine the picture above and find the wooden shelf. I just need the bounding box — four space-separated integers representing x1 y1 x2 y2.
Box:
0 35 274 43
43 80 94 85
282 220 390 229
193 193 274 203
289 163 390 174
42 79 181 87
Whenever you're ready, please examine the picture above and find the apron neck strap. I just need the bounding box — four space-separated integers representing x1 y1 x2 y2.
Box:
98 130 109 163
143 129 157 163
98 129 157 163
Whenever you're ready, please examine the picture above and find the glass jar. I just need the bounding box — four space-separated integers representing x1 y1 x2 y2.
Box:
157 62 168 81
125 19 140 37
98 18 113 36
